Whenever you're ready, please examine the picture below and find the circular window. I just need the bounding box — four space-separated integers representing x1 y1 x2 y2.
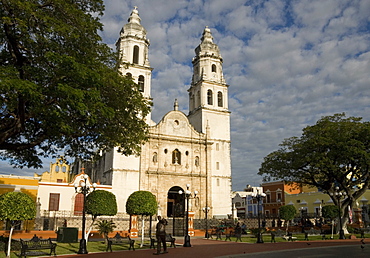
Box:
174 120 179 126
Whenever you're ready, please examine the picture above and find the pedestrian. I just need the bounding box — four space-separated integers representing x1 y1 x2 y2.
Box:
153 216 168 255
271 219 276 228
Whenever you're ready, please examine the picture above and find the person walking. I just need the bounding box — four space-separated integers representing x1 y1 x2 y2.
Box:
154 216 168 255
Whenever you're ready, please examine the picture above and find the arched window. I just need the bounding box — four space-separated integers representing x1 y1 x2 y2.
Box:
172 149 181 165
133 45 139 64
207 90 213 105
153 152 158 163
212 64 217 73
55 166 59 172
126 73 132 79
217 91 223 107
138 75 144 92
74 193 84 216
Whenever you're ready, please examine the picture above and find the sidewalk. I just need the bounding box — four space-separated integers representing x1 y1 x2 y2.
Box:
63 237 366 258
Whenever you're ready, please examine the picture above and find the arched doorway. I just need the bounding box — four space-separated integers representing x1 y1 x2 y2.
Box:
167 186 185 236
167 186 184 217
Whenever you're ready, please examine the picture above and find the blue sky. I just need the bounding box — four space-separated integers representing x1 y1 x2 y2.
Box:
1 0 369 191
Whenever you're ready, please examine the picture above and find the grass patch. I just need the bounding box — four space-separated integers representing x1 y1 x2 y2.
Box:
0 240 151 258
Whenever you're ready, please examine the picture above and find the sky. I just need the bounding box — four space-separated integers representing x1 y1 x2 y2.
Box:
1 0 370 191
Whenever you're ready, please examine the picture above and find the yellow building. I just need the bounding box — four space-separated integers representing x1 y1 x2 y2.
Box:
0 174 39 200
0 174 40 231
34 156 71 183
286 188 370 224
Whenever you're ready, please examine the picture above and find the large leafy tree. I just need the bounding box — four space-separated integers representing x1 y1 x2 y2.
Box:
0 0 150 168
126 191 157 247
85 190 117 241
0 191 36 257
259 113 370 232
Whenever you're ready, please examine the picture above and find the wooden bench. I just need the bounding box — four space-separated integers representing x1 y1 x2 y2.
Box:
150 234 176 248
106 233 135 252
19 236 57 258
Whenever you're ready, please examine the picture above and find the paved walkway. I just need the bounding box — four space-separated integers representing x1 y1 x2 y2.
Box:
61 237 368 258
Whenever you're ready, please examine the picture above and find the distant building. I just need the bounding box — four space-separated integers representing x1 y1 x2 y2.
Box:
262 181 301 218
232 186 263 218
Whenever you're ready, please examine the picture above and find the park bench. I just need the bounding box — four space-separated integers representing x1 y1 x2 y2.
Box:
19 235 57 258
150 234 176 248
106 233 135 252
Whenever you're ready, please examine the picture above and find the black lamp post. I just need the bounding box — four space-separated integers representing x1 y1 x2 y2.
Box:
179 184 198 247
74 174 97 254
251 189 266 244
329 186 346 239
202 206 210 238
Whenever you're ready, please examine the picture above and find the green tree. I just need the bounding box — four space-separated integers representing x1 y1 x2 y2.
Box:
85 190 117 241
322 205 339 220
96 220 116 244
278 205 297 234
126 191 157 247
322 205 340 238
259 113 370 232
0 192 36 257
0 0 150 169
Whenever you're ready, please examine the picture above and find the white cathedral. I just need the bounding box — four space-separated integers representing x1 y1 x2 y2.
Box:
94 7 232 219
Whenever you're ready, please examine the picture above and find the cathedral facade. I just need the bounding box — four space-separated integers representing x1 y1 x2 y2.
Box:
95 7 232 220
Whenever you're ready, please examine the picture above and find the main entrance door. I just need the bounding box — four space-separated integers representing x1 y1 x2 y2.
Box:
167 186 185 236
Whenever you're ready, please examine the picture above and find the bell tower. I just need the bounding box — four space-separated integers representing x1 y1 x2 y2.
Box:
188 26 230 141
116 6 153 123
188 27 232 217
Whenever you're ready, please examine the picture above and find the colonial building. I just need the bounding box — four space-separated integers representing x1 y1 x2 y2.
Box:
92 7 232 219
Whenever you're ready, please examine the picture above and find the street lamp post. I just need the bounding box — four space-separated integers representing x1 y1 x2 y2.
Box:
179 184 198 247
251 189 266 244
202 207 210 238
74 174 97 254
330 186 346 239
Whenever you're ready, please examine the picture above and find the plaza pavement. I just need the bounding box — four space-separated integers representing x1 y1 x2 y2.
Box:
61 237 369 258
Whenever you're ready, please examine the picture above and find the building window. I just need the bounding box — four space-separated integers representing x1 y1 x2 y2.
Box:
217 178 220 186
277 192 282 202
126 73 132 79
217 92 223 107
212 64 217 73
207 90 213 105
172 149 181 165
266 193 271 203
235 202 241 207
216 162 220 170
195 156 199 167
49 193 60 211
133 45 139 64
55 166 59 172
216 143 219 151
57 179 63 183
153 152 158 163
62 166 67 172
138 75 144 92
74 193 84 216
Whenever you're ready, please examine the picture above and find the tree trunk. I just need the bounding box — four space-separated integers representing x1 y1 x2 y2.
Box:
6 225 14 258
85 216 97 243
141 215 145 248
